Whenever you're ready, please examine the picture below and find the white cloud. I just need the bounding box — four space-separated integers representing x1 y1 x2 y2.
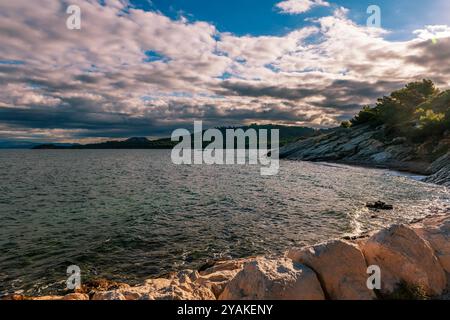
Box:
413 25 450 40
276 0 330 14
0 1 450 141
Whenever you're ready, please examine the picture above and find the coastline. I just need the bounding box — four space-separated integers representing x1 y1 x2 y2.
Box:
2 134 449 300
5 211 449 300
279 125 450 187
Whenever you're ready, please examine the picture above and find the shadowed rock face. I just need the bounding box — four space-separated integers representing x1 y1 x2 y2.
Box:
362 224 447 296
413 215 450 277
6 214 449 301
279 125 449 184
279 125 425 172
288 240 376 300
424 153 450 187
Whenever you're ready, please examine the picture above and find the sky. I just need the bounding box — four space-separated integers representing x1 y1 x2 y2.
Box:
1 0 450 143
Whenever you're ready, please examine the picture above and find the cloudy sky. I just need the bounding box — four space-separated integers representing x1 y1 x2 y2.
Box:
1 0 450 143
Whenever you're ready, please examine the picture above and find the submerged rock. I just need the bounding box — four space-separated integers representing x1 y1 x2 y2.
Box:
288 240 376 300
362 224 447 296
366 201 394 210
219 257 325 300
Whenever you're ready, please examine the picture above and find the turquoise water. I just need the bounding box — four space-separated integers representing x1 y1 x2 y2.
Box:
0 149 449 295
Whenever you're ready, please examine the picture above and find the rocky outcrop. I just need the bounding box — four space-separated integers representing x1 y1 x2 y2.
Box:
279 125 450 186
197 258 252 298
5 293 90 300
288 240 376 300
413 215 450 276
92 270 216 300
424 153 450 187
6 214 449 301
280 125 429 173
219 257 325 300
362 224 447 296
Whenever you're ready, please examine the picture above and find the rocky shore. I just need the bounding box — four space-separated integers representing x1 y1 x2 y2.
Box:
4 122 450 301
4 212 449 300
279 124 450 187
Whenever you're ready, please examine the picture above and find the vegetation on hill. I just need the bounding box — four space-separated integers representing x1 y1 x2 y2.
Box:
343 80 450 144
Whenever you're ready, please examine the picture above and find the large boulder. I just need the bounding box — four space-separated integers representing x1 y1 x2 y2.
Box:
413 215 450 276
362 224 447 296
219 257 325 300
288 240 376 300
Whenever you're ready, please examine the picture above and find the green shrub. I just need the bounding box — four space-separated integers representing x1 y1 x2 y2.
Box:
349 80 450 142
340 120 352 128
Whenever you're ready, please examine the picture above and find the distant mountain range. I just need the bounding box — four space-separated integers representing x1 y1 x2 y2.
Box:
32 137 175 149
0 141 75 149
29 125 320 149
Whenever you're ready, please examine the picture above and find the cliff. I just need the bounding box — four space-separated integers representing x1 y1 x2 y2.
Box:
279 124 450 186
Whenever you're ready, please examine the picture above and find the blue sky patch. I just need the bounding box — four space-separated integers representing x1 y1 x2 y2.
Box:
144 50 170 63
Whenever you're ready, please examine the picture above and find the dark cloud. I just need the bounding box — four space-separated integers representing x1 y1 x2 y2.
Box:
405 38 450 77
218 79 405 111
1 0 450 142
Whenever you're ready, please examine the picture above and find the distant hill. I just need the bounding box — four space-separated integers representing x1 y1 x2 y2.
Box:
0 141 74 149
32 125 319 149
33 137 175 149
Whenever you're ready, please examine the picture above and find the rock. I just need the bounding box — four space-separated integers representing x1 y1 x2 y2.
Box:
145 270 216 300
196 258 251 298
391 137 407 145
62 293 89 300
362 224 447 296
219 257 325 300
199 258 250 275
3 293 88 301
279 124 442 181
366 201 393 210
92 291 127 300
80 278 130 296
413 215 450 275
30 296 64 300
1 294 26 300
370 151 392 163
91 270 216 300
138 279 215 300
196 270 241 298
424 153 450 186
288 240 376 300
